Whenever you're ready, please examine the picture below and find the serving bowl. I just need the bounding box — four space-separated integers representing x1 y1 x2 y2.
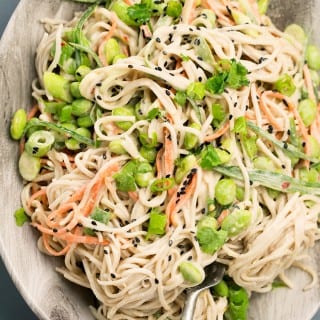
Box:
0 1 319 319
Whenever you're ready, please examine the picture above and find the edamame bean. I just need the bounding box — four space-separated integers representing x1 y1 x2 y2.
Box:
310 69 320 86
179 261 204 284
308 135 320 158
298 98 317 127
71 99 93 116
183 123 201 150
306 45 320 70
59 104 73 122
284 24 306 44
140 146 157 163
112 106 135 130
77 115 94 128
70 82 83 98
274 74 296 96
197 216 218 230
135 162 154 187
10 109 27 140
43 72 72 103
75 65 92 81
19 151 41 181
221 209 252 237
25 130 55 157
253 156 276 171
113 53 127 63
104 38 121 65
166 0 183 18
215 178 236 206
110 0 137 26
212 280 228 297
175 154 197 183
109 139 127 155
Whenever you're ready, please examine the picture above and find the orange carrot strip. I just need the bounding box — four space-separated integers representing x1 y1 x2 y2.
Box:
259 91 282 131
217 209 230 225
27 104 39 120
163 128 175 178
27 188 47 210
128 191 139 201
204 121 230 142
42 234 71 256
124 0 133 5
165 170 198 226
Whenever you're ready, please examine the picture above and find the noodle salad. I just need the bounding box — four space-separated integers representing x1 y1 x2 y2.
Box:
9 0 320 319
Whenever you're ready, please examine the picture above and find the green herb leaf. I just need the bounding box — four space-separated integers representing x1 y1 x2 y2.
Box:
196 227 228 254
206 72 228 94
233 116 247 134
146 108 162 120
147 210 167 237
14 208 29 227
174 90 187 106
127 3 152 26
200 144 222 170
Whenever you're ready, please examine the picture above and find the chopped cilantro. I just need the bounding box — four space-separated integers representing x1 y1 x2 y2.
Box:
174 90 187 106
14 208 29 227
127 3 152 26
146 107 162 120
200 144 222 170
206 59 249 94
196 227 228 254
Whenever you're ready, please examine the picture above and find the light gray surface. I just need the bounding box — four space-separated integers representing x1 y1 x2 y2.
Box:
0 1 320 320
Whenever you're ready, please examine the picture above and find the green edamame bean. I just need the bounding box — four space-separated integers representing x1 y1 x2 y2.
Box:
75 65 92 81
253 156 276 171
71 99 93 116
59 104 73 122
298 98 317 127
112 53 127 63
104 38 121 65
215 178 236 206
70 82 83 98
77 115 94 128
221 209 252 237
109 139 127 155
135 162 154 187
109 0 137 26
112 106 135 130
284 24 307 44
140 146 157 163
10 109 27 140
309 70 320 86
183 123 201 150
19 151 41 181
306 45 320 70
274 74 296 96
308 135 320 158
179 261 204 284
25 130 55 157
197 216 218 231
175 154 197 183
212 279 228 297
166 0 183 18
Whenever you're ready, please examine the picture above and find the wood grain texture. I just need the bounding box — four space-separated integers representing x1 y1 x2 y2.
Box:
0 1 319 320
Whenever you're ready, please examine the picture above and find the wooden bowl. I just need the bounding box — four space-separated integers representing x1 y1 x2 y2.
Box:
0 1 319 319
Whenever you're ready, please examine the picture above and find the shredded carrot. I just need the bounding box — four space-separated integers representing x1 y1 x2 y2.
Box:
27 104 39 120
204 121 230 142
259 91 282 131
124 0 133 5
128 191 139 201
163 128 175 177
98 13 117 66
217 209 230 225
19 137 25 154
27 188 47 210
42 233 71 256
165 170 198 226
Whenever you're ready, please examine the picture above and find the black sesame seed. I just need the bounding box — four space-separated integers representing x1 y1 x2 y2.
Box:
168 240 173 246
302 141 306 147
191 168 197 174
128 64 133 69
156 37 161 43
96 82 102 87
77 223 83 227
245 105 249 110
198 76 202 81
168 255 172 261
194 38 200 46
173 26 177 30
249 180 253 185
267 125 273 133
229 114 233 120
201 208 206 214
91 220 97 226
97 95 102 100
165 89 171 96
234 102 237 107
53 228 58 233
155 278 159 284
283 142 288 149
197 56 203 61
102 153 107 160
104 249 109 254
287 129 291 135
169 72 174 76
32 147 39 154
187 256 192 261
282 99 289 107
281 164 286 169
111 273 116 279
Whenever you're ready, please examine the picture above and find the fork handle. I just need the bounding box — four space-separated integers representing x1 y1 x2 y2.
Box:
181 290 200 320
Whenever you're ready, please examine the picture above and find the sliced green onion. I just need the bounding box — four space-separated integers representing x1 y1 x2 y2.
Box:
25 130 55 157
18 151 41 181
10 109 27 140
247 121 318 162
214 165 320 195
273 74 296 96
14 207 29 227
150 177 175 192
